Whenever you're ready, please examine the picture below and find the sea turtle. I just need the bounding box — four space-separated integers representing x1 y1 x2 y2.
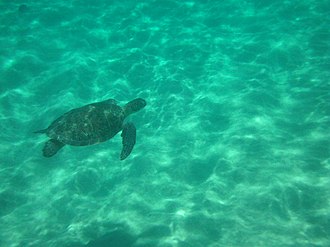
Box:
34 98 146 160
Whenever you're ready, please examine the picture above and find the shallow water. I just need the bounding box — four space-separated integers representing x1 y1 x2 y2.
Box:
0 1 329 246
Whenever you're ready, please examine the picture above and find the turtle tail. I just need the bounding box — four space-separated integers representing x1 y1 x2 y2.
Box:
34 128 47 134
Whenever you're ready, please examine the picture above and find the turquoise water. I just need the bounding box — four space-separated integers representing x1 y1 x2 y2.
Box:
0 0 329 246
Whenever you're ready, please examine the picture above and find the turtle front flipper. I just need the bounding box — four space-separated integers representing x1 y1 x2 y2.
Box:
120 122 136 160
43 139 65 157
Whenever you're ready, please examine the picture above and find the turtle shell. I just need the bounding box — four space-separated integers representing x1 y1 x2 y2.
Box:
45 100 125 146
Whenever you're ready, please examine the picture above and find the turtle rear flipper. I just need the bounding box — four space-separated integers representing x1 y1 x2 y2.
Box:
43 139 65 157
120 122 136 160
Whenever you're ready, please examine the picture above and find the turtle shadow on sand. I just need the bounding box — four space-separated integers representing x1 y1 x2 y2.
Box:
34 98 146 160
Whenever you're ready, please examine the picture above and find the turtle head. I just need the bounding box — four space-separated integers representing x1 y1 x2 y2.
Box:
123 98 146 116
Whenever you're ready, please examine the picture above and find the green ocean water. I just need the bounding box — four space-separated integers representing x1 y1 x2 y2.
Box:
0 0 329 246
